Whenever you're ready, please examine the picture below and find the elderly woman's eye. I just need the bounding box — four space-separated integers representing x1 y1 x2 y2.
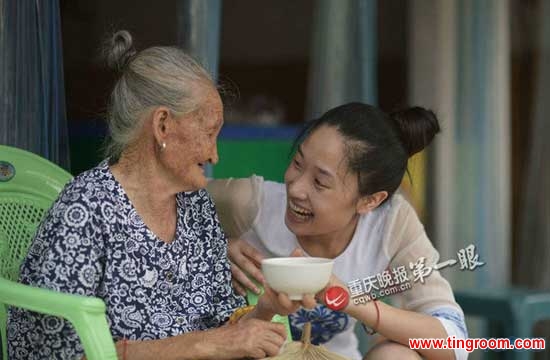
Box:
314 178 327 189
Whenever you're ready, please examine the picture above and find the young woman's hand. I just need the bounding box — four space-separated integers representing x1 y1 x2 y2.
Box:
314 274 363 315
254 284 317 321
228 238 265 296
254 247 319 318
314 273 349 305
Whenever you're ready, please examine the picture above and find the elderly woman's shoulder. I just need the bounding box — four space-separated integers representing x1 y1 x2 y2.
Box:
57 161 118 205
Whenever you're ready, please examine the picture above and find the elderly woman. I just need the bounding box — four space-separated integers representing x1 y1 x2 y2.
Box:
7 31 313 360
208 103 468 360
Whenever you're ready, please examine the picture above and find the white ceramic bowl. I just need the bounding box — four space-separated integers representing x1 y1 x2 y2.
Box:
261 257 334 300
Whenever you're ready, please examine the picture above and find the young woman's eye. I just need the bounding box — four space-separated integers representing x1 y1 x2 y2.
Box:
293 159 301 168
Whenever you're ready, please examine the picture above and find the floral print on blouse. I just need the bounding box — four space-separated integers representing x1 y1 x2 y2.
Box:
8 160 245 359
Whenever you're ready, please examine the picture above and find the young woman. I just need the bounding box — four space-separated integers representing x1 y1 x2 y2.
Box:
208 103 468 360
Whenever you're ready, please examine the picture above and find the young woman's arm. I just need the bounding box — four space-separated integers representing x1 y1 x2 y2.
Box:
207 177 262 239
330 196 467 360
341 291 457 360
207 177 267 294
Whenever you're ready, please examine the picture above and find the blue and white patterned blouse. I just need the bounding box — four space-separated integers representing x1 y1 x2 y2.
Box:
8 160 245 359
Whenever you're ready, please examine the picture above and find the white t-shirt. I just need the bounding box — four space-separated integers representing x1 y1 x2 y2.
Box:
208 176 468 360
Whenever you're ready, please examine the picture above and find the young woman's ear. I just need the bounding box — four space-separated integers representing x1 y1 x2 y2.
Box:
151 107 171 148
356 191 388 215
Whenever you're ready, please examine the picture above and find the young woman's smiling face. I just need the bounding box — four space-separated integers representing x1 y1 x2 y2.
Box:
284 125 364 240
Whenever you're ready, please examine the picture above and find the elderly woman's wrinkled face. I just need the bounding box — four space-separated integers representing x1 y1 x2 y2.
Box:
284 125 361 238
164 88 223 191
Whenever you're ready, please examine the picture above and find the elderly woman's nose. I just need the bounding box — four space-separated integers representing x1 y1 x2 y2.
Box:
209 143 219 165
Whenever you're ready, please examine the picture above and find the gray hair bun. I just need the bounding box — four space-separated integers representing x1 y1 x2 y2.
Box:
104 30 136 72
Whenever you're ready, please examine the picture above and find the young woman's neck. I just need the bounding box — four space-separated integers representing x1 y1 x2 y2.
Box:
296 215 360 259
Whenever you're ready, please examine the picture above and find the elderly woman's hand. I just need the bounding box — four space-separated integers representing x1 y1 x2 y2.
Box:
213 318 288 359
228 238 265 296
102 319 288 360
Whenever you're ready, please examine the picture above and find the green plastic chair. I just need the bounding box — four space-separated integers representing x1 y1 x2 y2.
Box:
0 145 117 360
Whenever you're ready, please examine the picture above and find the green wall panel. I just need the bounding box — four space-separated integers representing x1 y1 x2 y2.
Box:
213 140 293 182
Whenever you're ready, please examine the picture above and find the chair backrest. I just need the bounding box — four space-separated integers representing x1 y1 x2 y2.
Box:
0 145 72 281
0 145 73 359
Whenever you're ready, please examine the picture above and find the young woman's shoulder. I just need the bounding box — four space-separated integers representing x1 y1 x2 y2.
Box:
377 191 428 261
379 191 422 228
